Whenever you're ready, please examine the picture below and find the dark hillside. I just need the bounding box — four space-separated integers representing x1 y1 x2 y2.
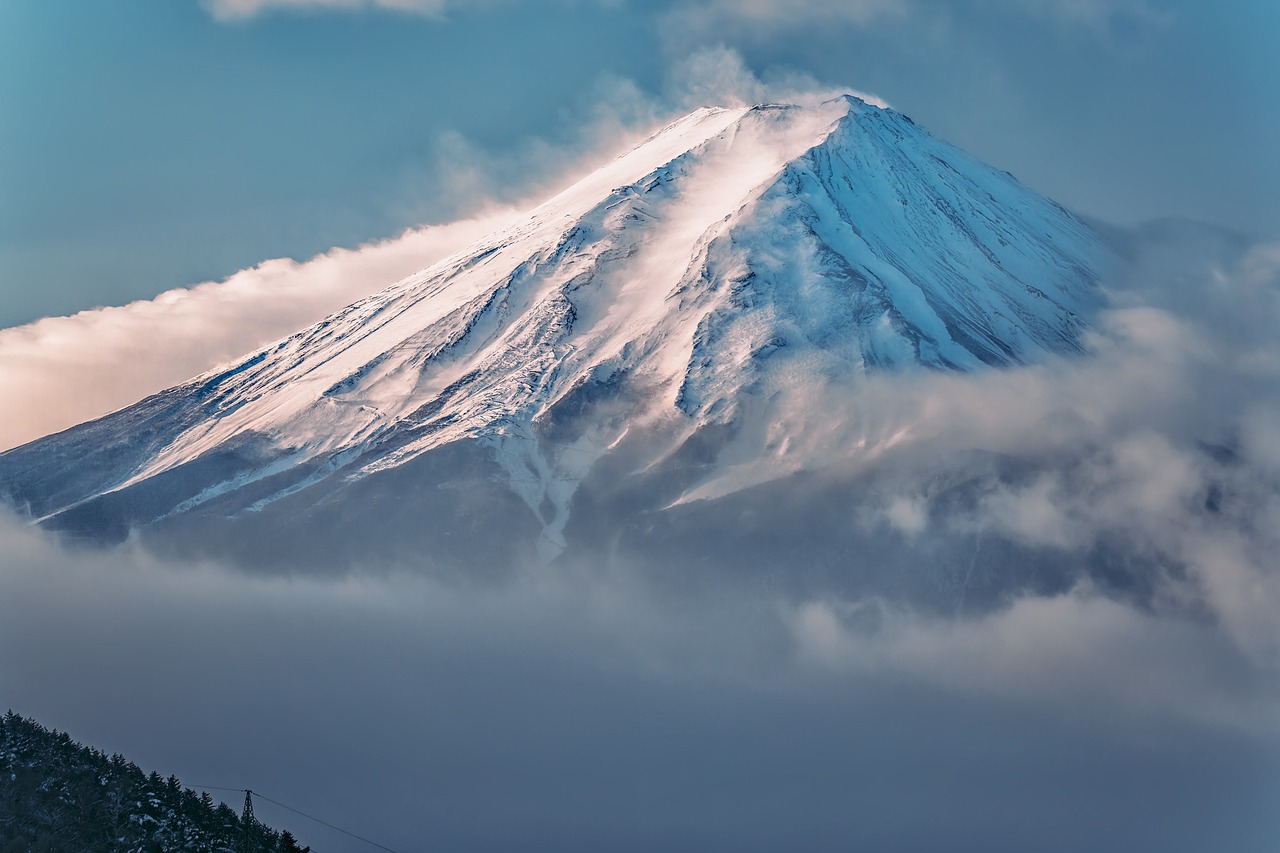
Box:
1 712 307 853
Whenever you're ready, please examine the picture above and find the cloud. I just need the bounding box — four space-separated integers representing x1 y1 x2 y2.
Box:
0 212 517 452
204 0 456 21
664 45 889 111
663 0 1168 40
991 0 1172 31
406 73 670 223
620 219 1278 712
787 591 1280 732
667 0 909 37
203 0 626 22
2 504 1278 852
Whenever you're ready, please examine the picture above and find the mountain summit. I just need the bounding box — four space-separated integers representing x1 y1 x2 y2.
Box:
1 96 1109 578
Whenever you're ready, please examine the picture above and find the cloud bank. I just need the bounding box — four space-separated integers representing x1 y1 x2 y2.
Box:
1 439 1276 853
750 227 1280 705
0 212 517 452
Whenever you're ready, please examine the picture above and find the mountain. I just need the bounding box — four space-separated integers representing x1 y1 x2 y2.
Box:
0 96 1111 598
1 711 308 853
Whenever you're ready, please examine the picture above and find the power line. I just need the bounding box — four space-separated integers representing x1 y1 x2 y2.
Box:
251 791 402 853
190 785 402 853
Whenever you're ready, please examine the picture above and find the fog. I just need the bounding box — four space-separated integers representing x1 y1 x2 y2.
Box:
2 504 1277 853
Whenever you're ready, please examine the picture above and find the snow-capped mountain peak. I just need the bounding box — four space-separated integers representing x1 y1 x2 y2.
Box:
0 95 1108 564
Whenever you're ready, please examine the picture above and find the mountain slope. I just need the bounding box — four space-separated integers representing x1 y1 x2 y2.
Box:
0 95 1109 571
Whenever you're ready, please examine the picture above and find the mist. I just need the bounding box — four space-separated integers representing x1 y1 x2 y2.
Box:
2 496 1278 853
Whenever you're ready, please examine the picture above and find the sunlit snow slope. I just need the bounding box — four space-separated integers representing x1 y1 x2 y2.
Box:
0 95 1109 566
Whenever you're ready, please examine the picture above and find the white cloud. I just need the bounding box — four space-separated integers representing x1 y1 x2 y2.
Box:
668 0 908 36
204 0 454 21
0 212 517 452
787 591 1280 733
665 45 889 111
3 503 1274 849
991 0 1172 31
204 0 1164 32
663 0 1168 40
203 0 624 22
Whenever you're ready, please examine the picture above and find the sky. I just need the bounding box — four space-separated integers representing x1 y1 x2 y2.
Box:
2 3 1280 852
1 0 1278 329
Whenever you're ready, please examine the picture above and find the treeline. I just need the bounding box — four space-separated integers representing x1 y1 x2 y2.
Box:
1 711 308 853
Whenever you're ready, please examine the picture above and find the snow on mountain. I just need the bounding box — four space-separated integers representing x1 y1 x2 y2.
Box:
0 95 1109 569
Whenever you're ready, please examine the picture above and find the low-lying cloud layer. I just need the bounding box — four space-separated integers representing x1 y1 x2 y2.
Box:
744 227 1280 719
1 492 1277 852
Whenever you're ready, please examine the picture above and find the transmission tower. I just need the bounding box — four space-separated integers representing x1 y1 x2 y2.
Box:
242 789 256 853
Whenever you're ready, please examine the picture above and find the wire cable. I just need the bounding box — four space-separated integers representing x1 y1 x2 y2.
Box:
188 785 402 853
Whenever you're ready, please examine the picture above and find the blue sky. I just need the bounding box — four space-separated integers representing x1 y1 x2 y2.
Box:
1 0 1277 327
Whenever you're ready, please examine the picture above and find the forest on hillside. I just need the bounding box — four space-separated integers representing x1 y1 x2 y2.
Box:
1 711 308 853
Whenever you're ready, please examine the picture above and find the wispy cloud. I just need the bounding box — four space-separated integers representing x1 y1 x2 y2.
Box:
203 0 455 21
994 0 1172 31
203 0 618 22
0 213 516 452
664 45 889 110
664 0 1169 39
205 0 1165 32
669 0 908 35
